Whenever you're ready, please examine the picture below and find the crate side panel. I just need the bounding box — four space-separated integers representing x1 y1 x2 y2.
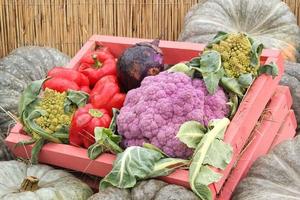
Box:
214 55 284 192
271 110 297 149
5 133 116 177
216 90 290 200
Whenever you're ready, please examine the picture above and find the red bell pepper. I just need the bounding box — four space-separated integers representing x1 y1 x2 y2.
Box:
44 67 91 93
90 75 126 116
43 78 80 93
78 48 117 86
69 104 111 148
48 67 90 87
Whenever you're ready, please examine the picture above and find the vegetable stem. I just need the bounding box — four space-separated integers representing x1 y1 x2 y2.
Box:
20 176 39 192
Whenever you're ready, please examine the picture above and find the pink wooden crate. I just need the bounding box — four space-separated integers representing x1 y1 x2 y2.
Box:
5 35 284 198
271 110 297 148
73 87 296 193
217 86 296 200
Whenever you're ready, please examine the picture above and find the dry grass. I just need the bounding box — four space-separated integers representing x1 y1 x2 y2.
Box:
0 0 299 58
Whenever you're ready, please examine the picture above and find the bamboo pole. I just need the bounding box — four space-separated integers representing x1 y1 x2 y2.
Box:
0 0 299 58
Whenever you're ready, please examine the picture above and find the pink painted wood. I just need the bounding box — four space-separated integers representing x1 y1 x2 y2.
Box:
217 86 296 200
271 110 297 149
5 35 285 199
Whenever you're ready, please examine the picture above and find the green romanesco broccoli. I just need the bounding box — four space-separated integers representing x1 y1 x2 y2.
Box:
35 88 74 134
207 33 256 78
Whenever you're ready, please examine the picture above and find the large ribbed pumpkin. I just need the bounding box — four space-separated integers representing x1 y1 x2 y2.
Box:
0 160 93 200
233 135 300 199
0 46 70 160
179 0 300 61
280 61 300 132
88 180 199 200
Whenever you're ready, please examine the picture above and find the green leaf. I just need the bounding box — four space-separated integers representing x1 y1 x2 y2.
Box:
206 31 229 48
199 51 222 73
167 63 195 77
238 73 253 88
23 109 62 143
18 79 46 123
250 41 264 68
64 90 89 113
258 62 279 78
109 108 120 133
100 146 164 189
14 139 36 149
189 118 231 200
188 57 201 68
176 121 206 149
31 138 45 164
220 77 245 97
94 127 122 144
202 68 224 94
207 119 228 140
194 166 223 185
227 93 239 119
87 127 123 160
52 129 69 143
147 158 190 178
203 140 233 170
143 143 169 157
88 143 104 160
192 184 212 200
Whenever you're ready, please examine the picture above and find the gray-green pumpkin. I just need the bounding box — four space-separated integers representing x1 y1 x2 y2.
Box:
0 46 70 161
233 134 300 199
0 160 93 200
179 0 300 62
88 179 199 200
280 61 300 133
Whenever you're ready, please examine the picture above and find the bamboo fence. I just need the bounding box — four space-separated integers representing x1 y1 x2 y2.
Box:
0 0 299 58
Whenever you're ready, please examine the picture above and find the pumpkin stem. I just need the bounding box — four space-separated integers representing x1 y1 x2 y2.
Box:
20 176 39 192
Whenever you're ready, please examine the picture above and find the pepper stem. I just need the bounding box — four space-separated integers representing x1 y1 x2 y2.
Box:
20 176 39 192
89 109 103 118
92 54 102 69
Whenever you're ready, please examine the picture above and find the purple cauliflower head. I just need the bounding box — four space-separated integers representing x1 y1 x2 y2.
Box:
117 72 229 158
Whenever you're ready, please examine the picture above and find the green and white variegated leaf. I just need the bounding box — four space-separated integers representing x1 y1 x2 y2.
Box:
143 143 169 157
238 73 253 88
148 158 190 178
220 77 245 98
227 93 239 119
100 146 164 189
199 50 222 73
203 140 233 170
202 68 224 94
18 79 46 121
189 118 232 200
207 119 228 140
258 62 279 79
167 63 195 77
193 165 222 186
176 121 206 149
250 41 264 68
188 57 201 68
87 127 123 160
109 108 120 133
64 90 89 113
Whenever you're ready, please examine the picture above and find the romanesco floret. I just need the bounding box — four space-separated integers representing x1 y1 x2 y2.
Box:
117 72 229 159
208 33 256 78
35 88 73 134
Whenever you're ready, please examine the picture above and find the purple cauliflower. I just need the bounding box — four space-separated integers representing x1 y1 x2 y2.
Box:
117 72 229 158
